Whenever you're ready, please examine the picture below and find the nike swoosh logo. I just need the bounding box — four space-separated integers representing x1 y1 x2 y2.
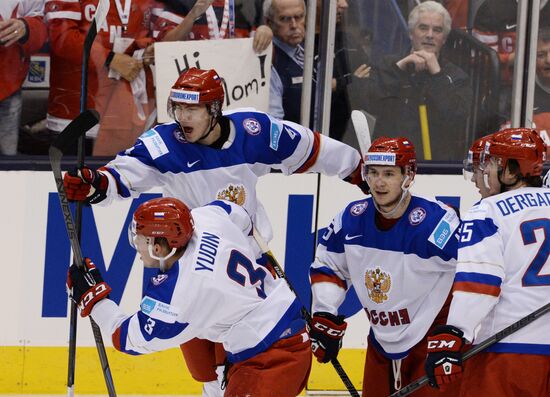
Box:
505 24 516 30
345 234 362 241
187 160 200 168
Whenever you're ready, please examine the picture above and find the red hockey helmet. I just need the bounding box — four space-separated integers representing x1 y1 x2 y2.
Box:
463 135 488 173
365 137 417 173
132 198 194 249
482 128 547 177
168 67 225 119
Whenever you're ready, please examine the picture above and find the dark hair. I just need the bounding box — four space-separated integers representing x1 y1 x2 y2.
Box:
507 159 543 187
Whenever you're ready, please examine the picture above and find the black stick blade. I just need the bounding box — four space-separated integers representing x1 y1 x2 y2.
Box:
50 110 100 155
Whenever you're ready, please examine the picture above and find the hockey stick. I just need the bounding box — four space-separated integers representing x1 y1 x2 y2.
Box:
351 109 372 158
252 228 360 397
389 301 550 397
66 1 113 396
49 110 117 397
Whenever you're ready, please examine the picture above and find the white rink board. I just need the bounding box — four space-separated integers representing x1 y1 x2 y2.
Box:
0 171 479 349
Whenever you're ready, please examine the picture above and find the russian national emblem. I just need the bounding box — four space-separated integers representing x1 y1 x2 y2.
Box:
217 184 246 206
365 267 392 304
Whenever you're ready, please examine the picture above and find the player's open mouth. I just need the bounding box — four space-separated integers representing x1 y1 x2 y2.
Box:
183 127 193 135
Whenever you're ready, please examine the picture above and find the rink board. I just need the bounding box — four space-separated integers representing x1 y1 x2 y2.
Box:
0 171 479 394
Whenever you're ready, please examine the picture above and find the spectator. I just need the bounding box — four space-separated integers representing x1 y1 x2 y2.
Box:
425 128 549 396
44 0 182 156
67 197 311 397
160 0 273 52
265 0 307 123
535 26 550 134
0 0 47 155
309 136 461 396
472 0 550 114
357 1 473 160
266 0 369 131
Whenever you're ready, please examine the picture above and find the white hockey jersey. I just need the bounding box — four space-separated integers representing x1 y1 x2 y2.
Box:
448 187 550 355
92 200 305 362
100 108 361 242
310 195 459 358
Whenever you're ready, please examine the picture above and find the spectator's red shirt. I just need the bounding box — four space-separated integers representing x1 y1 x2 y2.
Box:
0 0 47 101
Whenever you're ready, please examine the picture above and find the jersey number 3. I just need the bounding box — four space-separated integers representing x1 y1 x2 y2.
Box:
521 218 550 287
227 250 267 298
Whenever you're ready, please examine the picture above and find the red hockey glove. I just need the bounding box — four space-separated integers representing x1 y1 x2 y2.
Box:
425 325 465 388
67 258 111 317
344 160 370 194
309 312 347 363
63 167 109 204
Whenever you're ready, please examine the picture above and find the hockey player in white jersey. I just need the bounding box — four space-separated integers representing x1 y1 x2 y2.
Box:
62 67 366 395
67 197 312 397
308 137 461 397
425 128 550 396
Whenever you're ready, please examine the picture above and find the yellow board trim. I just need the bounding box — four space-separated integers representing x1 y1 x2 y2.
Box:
1 346 364 394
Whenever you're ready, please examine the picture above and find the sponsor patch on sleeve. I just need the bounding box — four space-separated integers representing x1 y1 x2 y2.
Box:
268 116 283 150
428 209 460 249
140 296 180 323
140 130 169 159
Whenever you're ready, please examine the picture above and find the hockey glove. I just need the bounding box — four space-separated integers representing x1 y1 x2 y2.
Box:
344 161 370 194
67 258 111 317
425 325 465 388
63 167 109 204
309 312 347 363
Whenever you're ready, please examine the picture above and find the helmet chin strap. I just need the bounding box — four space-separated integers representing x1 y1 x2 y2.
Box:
371 175 414 217
198 114 218 143
148 243 177 272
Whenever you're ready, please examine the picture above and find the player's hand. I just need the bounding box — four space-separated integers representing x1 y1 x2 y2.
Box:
109 53 143 82
425 325 465 388
67 258 111 317
63 167 109 204
253 25 273 53
309 312 347 363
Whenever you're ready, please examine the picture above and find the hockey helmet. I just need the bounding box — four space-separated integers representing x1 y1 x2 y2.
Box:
131 197 194 249
364 136 417 173
481 128 547 177
167 67 225 119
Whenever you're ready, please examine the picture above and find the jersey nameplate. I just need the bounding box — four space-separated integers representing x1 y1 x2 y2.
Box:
141 296 180 323
140 130 169 159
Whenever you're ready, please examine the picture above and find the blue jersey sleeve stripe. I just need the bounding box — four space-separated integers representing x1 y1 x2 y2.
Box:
207 200 233 215
137 311 189 341
104 167 131 198
458 218 499 248
454 271 502 286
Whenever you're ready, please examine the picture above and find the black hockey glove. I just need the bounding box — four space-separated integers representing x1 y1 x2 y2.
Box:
63 166 109 204
309 312 347 363
425 325 465 388
67 258 111 317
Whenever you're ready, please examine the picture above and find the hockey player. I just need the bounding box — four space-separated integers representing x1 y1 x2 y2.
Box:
63 67 365 395
308 137 461 396
425 128 550 395
67 197 311 397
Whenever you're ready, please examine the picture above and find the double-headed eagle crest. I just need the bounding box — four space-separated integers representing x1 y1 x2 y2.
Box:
217 184 246 206
365 267 392 304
